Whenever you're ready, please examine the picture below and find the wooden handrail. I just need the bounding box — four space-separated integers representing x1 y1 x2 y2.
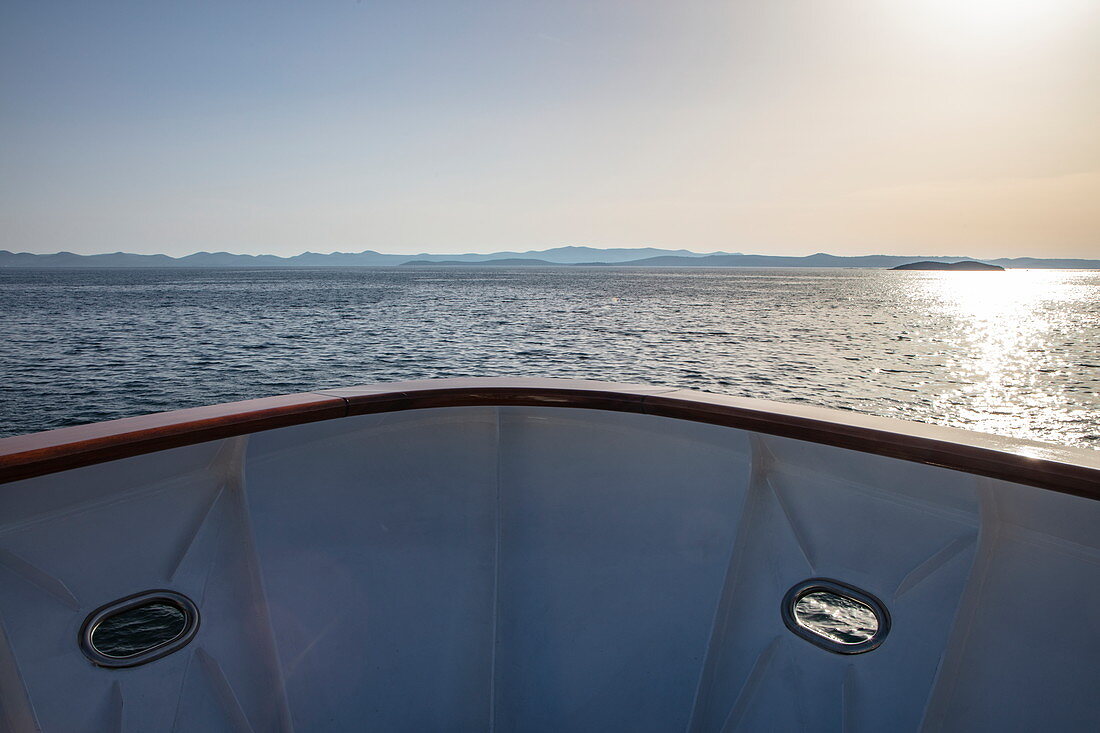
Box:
1 378 1097 499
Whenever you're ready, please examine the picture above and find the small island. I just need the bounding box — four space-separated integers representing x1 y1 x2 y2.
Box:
890 260 1005 271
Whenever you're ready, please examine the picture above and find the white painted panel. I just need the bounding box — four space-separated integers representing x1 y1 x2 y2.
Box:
494 408 752 732
245 407 499 732
923 480 1100 731
690 434 981 733
0 439 291 732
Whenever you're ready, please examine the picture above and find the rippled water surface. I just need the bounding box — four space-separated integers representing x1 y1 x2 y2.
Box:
794 591 879 645
91 602 186 658
1 267 1097 448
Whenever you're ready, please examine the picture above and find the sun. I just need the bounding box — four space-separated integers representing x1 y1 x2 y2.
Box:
912 0 1075 42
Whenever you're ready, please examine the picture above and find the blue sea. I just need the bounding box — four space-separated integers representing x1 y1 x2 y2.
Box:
1 266 1098 448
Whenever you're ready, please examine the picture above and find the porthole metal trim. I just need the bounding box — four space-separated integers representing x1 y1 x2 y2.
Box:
781 578 890 655
79 590 200 668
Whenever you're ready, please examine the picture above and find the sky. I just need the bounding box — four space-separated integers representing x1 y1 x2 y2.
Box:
1 0 1097 258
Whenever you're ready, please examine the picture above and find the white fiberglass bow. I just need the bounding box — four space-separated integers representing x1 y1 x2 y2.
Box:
0 378 1097 732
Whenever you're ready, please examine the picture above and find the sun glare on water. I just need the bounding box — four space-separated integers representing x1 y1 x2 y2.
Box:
919 270 1093 442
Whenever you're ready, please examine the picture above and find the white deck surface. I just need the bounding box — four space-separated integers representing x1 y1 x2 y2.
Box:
0 406 1097 731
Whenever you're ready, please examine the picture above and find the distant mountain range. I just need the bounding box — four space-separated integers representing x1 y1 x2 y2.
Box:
0 246 726 268
1 247 1096 269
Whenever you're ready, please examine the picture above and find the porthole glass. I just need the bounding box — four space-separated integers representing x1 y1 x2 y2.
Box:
794 590 878 644
80 591 199 667
92 601 187 657
781 579 889 654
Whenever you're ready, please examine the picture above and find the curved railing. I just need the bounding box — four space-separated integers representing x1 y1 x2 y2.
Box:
1 378 1097 498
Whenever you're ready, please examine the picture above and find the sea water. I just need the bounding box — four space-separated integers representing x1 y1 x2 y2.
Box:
2 265 1097 648
1 266 1098 448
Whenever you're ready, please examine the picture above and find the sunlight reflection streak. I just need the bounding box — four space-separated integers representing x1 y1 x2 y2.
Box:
922 270 1090 441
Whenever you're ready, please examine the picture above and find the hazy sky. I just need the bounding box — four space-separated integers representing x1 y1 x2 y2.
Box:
2 1 1097 257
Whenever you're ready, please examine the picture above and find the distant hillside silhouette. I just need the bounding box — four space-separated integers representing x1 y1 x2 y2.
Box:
1 248 1096 269
890 261 1004 271
400 258 554 267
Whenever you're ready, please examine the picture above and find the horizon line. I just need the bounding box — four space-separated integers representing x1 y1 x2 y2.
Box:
5 246 1093 260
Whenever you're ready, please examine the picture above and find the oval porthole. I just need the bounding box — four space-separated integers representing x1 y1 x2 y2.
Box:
80 590 199 667
781 579 889 654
